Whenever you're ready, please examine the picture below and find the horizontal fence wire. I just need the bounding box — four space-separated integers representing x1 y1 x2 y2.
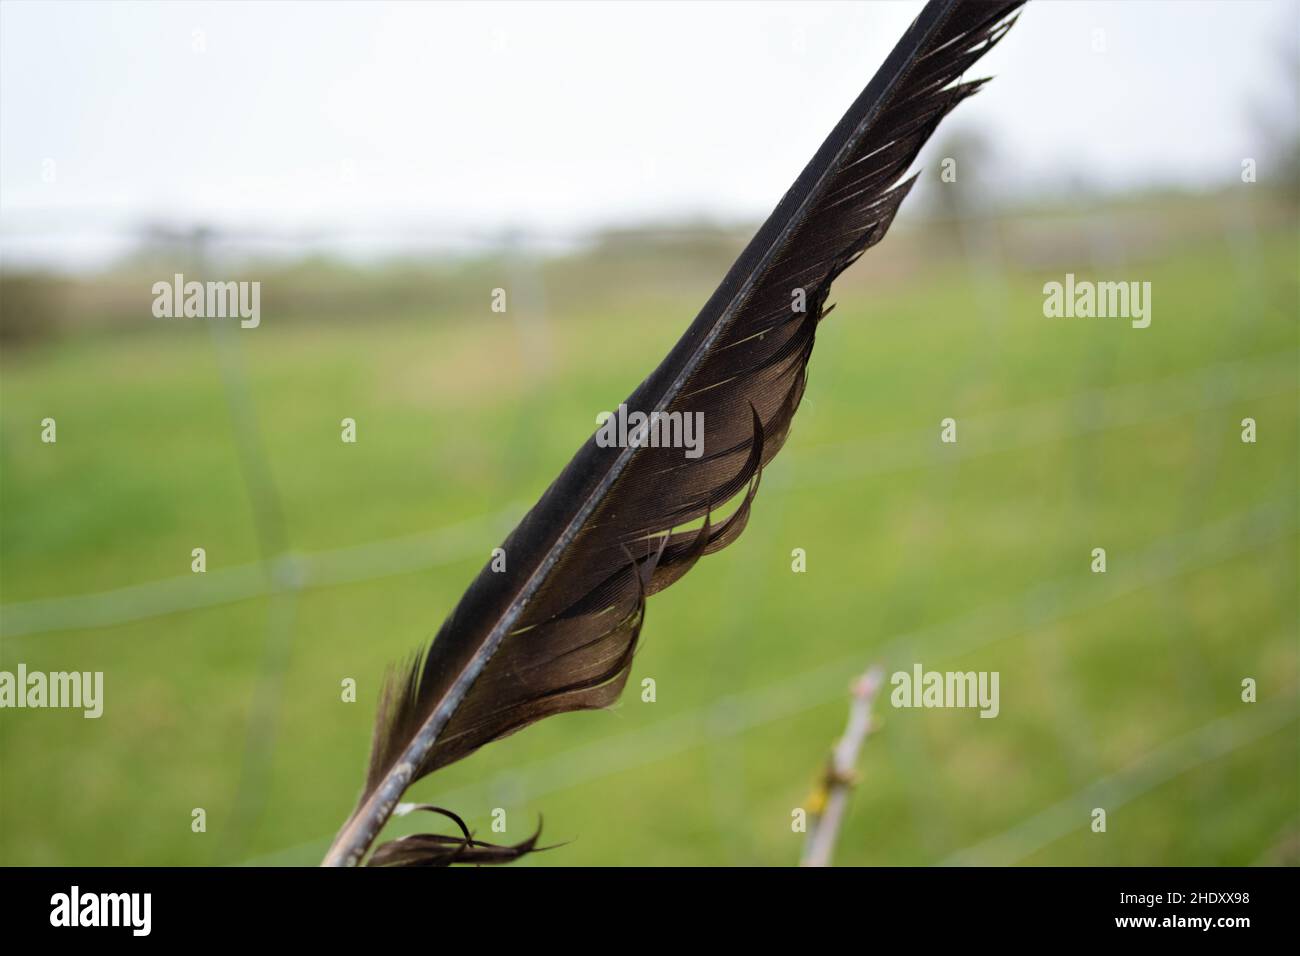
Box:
4 350 1291 640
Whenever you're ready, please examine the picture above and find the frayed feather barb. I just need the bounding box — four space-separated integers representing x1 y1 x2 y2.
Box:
367 805 545 868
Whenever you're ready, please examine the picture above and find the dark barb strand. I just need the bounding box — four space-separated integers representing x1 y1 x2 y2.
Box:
323 0 1024 866
366 805 544 867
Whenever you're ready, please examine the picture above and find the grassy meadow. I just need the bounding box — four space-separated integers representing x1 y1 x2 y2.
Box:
0 191 1296 866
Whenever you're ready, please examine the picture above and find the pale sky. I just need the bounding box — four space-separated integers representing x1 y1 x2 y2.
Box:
2 0 1296 268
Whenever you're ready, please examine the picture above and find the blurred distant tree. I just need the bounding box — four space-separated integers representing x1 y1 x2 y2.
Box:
923 126 998 225
0 273 68 344
919 126 1001 258
1250 34 1300 198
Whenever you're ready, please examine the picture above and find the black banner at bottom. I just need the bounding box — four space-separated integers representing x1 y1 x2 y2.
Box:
0 866 1285 941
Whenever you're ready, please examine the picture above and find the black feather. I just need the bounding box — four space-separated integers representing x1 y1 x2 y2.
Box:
325 0 1024 866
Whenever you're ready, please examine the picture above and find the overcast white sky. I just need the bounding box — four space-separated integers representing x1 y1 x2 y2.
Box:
1 0 1296 267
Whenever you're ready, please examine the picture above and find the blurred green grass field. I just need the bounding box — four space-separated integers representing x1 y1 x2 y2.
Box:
1 193 1296 866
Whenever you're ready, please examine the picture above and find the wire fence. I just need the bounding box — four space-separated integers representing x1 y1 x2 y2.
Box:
240 503 1296 865
3 349 1289 640
3 205 1295 866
